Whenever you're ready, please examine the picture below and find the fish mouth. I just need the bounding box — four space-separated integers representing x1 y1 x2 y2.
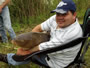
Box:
11 40 17 45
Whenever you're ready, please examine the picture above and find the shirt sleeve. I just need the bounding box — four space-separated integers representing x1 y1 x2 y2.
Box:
39 39 63 50
41 15 56 31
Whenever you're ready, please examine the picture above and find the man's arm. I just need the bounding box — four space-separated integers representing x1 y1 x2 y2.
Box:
0 0 10 13
32 24 43 32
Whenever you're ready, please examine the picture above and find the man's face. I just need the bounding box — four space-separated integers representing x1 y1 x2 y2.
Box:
56 11 76 28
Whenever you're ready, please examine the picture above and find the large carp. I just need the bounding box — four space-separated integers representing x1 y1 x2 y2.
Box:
11 32 50 50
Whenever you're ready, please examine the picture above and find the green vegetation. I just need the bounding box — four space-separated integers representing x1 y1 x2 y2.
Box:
0 0 90 68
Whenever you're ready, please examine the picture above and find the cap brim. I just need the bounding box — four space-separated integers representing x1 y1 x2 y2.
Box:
50 9 67 14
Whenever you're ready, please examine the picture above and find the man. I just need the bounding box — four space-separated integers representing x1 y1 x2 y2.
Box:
0 0 16 43
0 0 83 68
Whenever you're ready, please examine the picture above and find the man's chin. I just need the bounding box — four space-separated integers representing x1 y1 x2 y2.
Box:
58 25 65 28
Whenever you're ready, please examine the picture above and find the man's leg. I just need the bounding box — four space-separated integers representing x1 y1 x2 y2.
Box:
0 29 8 43
8 54 49 67
0 53 49 67
7 53 30 65
30 54 49 67
0 53 30 65
1 6 16 40
0 16 8 43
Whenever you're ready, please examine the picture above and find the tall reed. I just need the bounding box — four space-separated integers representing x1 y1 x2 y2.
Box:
9 0 59 24
9 0 90 24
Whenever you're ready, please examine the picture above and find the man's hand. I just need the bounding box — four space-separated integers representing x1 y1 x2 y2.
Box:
17 48 31 55
0 0 10 13
0 6 3 13
17 45 39 55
